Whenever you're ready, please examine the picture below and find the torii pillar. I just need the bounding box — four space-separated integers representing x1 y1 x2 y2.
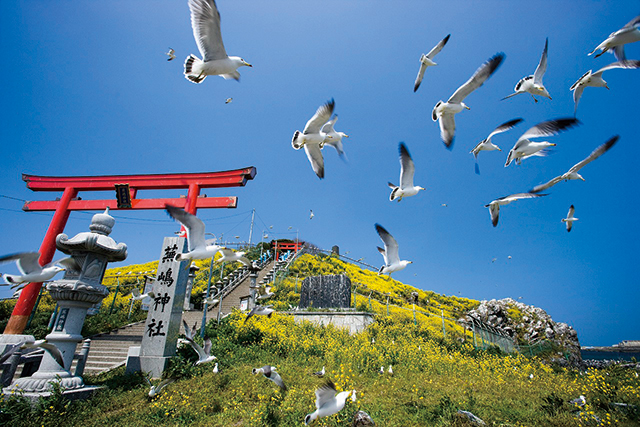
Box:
3 167 256 335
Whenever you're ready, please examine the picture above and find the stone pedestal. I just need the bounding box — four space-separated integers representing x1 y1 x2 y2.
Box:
299 274 351 309
3 208 127 398
138 237 190 378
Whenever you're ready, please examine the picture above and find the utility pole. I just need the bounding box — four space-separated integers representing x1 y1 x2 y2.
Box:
248 208 255 246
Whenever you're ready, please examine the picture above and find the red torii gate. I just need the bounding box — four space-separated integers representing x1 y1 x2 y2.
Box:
4 167 256 335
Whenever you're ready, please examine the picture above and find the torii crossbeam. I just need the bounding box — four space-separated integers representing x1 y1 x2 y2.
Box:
4 167 256 335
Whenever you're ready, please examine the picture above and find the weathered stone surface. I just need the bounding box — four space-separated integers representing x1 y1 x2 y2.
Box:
299 274 351 309
291 312 374 335
466 298 581 365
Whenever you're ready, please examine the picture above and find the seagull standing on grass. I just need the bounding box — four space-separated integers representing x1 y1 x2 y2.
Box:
304 380 353 425
470 118 523 174
165 204 223 261
413 34 451 92
562 206 578 232
388 143 424 202
530 136 618 193
570 61 640 114
321 115 349 158
432 53 505 149
589 15 640 61
292 99 335 179
504 118 580 167
502 38 551 103
0 252 75 288
253 365 287 390
182 320 217 365
485 193 547 227
375 224 412 276
183 0 252 84
311 366 325 377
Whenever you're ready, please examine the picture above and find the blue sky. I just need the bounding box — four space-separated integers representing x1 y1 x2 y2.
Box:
0 1 638 346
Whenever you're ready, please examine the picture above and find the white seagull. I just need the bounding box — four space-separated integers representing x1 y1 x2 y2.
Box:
253 365 287 390
304 380 352 425
562 205 578 233
504 118 580 167
570 60 640 114
321 115 349 158
0 252 75 288
203 295 219 305
212 362 219 373
485 193 547 227
244 304 274 323
589 15 640 61
217 247 251 266
147 377 176 398
22 339 65 369
310 210 314 220
432 52 505 149
183 0 252 84
502 38 551 103
470 118 523 174
388 143 425 202
388 365 394 376
291 99 335 179
131 288 155 301
257 285 274 300
530 136 618 193
414 34 451 92
375 224 412 276
166 48 176 61
165 204 223 261
311 366 325 377
182 320 217 365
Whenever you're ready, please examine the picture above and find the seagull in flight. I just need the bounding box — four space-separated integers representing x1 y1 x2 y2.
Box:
0 252 76 288
530 135 618 193
147 377 176 398
310 210 314 220
183 0 252 84
321 115 349 158
432 52 505 149
589 15 640 61
562 205 578 232
131 288 155 301
470 118 523 174
570 60 640 114
217 247 251 266
504 118 580 167
291 99 335 179
388 143 424 202
414 34 451 92
165 204 223 261
182 320 217 365
304 380 352 425
502 38 551 103
22 339 65 369
166 48 176 61
375 224 412 276
244 304 274 323
485 193 547 227
253 365 287 390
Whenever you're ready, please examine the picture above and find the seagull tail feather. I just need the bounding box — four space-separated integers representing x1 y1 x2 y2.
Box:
184 55 206 84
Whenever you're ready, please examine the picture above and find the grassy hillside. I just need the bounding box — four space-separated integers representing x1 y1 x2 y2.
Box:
1 250 639 426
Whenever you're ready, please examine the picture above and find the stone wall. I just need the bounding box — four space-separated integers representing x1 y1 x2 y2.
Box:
289 312 375 335
299 274 351 309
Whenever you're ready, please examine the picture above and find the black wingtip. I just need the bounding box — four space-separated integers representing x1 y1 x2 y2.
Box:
399 142 410 157
443 34 451 44
374 223 387 236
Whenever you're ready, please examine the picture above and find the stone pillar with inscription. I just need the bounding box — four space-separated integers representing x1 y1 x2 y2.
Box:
139 237 191 378
3 208 127 399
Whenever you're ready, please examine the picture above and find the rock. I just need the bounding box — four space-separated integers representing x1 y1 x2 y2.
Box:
352 410 376 426
456 410 486 426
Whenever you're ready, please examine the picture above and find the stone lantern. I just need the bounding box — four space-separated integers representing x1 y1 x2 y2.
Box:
183 263 199 311
4 208 127 398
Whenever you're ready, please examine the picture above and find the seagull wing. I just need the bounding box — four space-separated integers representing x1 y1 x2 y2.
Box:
377 246 389 266
398 143 415 188
183 319 194 340
203 338 212 356
414 61 427 92
519 118 580 140
166 205 206 251
270 371 287 390
48 256 80 272
0 252 41 275
533 38 549 85
375 224 400 265
244 306 258 323
38 341 65 368
487 202 500 227
593 60 640 76
321 115 337 134
304 143 325 179
502 192 547 203
439 113 456 148
157 378 176 392
186 338 207 360
567 205 575 219
622 14 640 28
303 99 335 134
530 175 563 193
487 118 523 139
426 34 451 59
567 135 619 174
572 83 586 114
315 380 338 409
448 52 505 103
188 0 228 61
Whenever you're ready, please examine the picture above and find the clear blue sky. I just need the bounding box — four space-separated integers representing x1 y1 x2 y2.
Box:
0 1 638 346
